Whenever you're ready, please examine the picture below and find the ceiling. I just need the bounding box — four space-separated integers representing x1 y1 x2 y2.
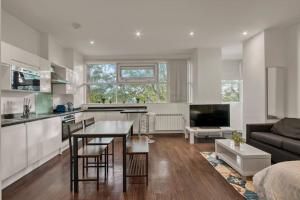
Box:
3 0 300 58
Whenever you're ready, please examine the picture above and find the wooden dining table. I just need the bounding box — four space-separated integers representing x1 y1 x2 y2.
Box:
72 120 134 192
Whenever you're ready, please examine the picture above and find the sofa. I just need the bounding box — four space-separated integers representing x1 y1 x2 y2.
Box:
246 118 300 163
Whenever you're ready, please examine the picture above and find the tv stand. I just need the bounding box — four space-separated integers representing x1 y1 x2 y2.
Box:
185 126 235 144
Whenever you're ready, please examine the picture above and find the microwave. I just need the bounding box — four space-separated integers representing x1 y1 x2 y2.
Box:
11 65 40 91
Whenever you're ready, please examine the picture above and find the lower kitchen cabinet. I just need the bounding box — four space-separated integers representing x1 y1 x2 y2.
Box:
26 117 61 165
1 124 27 180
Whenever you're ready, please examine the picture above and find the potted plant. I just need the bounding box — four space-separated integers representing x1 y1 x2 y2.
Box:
101 97 106 104
231 131 245 146
136 97 140 103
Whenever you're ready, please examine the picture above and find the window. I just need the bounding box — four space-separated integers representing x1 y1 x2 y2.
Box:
221 80 241 102
87 62 168 103
118 64 158 83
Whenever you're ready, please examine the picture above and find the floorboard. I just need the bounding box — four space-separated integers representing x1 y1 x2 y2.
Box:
2 135 243 200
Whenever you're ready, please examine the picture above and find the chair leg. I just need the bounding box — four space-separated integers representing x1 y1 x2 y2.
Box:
112 141 114 167
70 159 73 191
86 158 89 174
146 154 148 185
104 150 107 180
106 147 109 178
96 157 99 189
82 158 85 177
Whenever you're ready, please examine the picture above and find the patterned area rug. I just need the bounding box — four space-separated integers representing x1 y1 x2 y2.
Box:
200 152 259 200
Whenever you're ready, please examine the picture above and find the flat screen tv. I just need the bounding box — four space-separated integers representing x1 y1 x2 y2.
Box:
190 104 230 127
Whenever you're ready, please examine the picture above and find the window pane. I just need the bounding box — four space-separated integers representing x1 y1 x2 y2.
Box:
159 63 167 82
117 84 158 103
121 68 154 78
89 64 116 84
221 80 240 102
89 84 117 103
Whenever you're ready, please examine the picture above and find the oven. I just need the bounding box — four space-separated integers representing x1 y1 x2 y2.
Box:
61 114 75 141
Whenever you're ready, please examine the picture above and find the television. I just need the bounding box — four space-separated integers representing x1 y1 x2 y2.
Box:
190 104 230 128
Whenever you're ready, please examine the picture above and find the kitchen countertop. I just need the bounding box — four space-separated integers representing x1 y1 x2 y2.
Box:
1 105 148 127
1 110 81 127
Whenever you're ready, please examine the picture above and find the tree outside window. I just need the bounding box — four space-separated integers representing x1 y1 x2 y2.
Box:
221 80 241 102
87 63 168 103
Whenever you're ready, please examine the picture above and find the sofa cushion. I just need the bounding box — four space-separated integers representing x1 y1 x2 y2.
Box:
282 138 300 156
250 132 285 148
271 118 300 140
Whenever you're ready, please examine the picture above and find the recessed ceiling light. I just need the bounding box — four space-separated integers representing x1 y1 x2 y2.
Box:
135 31 142 38
90 40 95 45
242 31 248 36
189 31 195 37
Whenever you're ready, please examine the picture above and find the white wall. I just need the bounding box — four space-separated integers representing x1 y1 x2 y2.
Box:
222 60 242 80
285 24 300 117
73 51 86 107
192 48 222 104
221 60 243 131
1 92 36 114
243 32 266 135
1 10 41 56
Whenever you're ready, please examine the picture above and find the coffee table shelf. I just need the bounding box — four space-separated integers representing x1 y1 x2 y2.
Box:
215 139 271 177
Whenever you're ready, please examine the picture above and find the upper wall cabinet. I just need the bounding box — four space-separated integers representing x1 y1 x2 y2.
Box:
1 41 51 71
40 34 71 69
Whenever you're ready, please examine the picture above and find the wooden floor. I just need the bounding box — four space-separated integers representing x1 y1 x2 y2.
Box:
2 135 243 200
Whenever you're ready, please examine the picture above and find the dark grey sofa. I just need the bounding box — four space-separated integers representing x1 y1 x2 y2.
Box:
246 118 300 163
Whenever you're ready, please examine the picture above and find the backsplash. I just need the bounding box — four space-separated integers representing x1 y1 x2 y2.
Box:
53 94 73 108
36 93 53 114
1 91 36 114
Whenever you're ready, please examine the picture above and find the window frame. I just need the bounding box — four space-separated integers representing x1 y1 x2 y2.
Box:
87 62 168 104
117 63 158 83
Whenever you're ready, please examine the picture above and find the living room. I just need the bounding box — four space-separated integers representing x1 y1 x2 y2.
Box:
0 1 300 200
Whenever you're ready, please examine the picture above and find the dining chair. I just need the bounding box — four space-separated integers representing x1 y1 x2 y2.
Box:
84 117 115 169
68 121 108 191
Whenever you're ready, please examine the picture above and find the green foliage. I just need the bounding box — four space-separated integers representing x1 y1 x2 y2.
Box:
231 131 245 145
222 80 240 102
88 63 168 103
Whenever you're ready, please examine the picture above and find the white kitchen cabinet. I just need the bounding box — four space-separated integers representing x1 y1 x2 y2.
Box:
10 45 39 69
40 71 52 93
1 41 12 64
66 69 75 94
26 117 61 165
52 67 75 94
1 124 27 180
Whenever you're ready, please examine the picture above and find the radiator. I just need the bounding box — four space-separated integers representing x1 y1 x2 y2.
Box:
154 114 185 131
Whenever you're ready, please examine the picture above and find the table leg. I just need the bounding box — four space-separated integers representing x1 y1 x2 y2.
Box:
189 132 195 144
73 137 79 192
123 135 127 192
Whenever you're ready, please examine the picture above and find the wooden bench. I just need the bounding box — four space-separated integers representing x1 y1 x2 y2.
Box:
126 136 149 184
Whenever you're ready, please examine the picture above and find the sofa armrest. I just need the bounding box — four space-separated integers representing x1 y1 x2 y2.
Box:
246 123 274 142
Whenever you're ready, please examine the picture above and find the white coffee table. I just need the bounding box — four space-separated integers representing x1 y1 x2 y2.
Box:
215 139 271 178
